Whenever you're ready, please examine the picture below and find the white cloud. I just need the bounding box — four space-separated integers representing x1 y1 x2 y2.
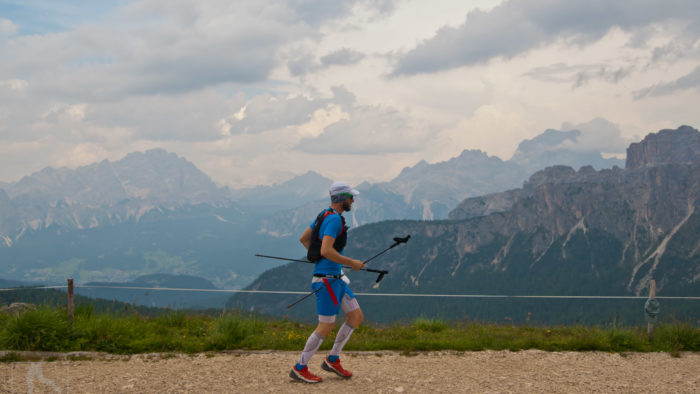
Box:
0 18 18 38
42 103 87 122
56 143 110 168
392 0 700 76
0 79 28 91
444 103 536 161
297 103 435 154
0 1 387 102
524 63 633 88
287 48 367 77
88 90 245 142
227 94 328 135
298 104 349 137
635 65 700 98
560 118 630 155
321 48 366 67
0 0 699 188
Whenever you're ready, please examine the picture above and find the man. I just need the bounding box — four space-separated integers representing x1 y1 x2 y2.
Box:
289 181 365 384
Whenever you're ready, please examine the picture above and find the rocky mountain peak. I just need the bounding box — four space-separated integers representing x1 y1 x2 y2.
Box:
0 149 230 239
112 148 224 204
229 170 332 210
5 149 225 206
626 125 700 169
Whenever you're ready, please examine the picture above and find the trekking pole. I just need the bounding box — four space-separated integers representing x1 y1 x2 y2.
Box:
284 235 410 309
285 284 325 309
255 254 390 276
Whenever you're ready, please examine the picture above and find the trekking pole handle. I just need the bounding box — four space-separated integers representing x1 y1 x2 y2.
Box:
363 234 411 265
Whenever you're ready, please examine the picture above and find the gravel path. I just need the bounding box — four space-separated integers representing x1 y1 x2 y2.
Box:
1 350 698 393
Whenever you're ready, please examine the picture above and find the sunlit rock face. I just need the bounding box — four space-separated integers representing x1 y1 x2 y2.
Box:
626 125 700 169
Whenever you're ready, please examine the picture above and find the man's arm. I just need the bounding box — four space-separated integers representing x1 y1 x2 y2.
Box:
299 227 312 250
320 235 365 270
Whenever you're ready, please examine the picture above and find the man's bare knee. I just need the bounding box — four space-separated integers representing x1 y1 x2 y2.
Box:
347 309 364 327
315 321 335 337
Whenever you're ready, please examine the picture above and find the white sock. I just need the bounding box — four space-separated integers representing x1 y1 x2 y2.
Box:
330 322 355 358
298 332 324 366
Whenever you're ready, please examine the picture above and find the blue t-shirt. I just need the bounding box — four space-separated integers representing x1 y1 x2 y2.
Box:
310 211 344 276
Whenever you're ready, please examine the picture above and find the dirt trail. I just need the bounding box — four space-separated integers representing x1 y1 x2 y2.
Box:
1 350 698 393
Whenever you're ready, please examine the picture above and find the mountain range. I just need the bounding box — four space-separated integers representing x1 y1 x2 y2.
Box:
1 125 625 297
229 126 699 324
256 128 623 239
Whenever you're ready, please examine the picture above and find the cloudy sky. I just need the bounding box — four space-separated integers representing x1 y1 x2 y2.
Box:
1 0 698 187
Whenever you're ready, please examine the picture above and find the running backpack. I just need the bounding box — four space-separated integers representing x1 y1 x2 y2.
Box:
307 208 348 262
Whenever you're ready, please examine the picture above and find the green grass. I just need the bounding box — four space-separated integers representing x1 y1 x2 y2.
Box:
0 308 73 351
0 306 697 356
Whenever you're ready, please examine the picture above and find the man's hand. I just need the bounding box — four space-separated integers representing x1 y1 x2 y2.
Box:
349 259 365 271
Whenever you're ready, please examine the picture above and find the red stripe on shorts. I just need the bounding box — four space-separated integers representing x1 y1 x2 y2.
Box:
322 278 339 306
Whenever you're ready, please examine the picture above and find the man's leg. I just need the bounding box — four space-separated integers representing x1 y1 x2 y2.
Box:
322 295 362 378
331 298 362 358
298 320 335 366
291 319 335 383
291 278 339 383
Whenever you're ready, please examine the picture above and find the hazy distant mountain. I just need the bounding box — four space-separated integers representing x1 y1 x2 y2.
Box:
6 149 227 206
230 126 700 324
511 128 624 174
380 149 526 220
229 171 332 213
0 149 230 242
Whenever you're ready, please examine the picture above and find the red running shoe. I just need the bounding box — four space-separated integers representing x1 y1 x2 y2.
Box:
321 357 353 378
289 365 322 383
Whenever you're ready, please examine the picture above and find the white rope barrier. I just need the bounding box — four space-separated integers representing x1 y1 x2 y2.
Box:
0 286 65 291
2 284 699 300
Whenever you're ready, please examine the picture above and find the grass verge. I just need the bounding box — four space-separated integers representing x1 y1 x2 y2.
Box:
0 306 697 356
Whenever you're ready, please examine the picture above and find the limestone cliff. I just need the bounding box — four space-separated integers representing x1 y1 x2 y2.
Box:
626 125 700 169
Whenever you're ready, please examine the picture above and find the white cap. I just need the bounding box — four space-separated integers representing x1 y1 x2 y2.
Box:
329 181 360 197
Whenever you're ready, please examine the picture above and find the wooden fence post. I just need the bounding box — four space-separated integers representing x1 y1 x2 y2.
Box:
647 280 656 341
67 278 74 326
